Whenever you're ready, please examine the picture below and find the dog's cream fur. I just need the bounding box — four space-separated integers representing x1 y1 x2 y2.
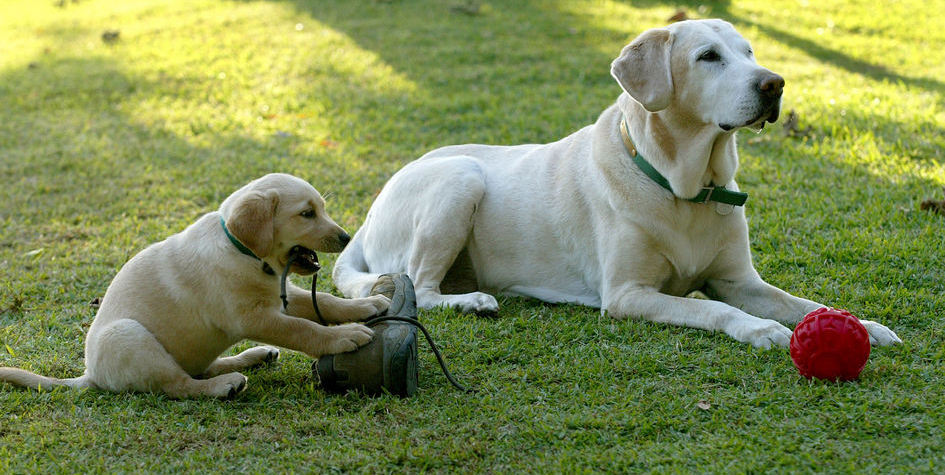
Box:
0 173 389 398
334 19 901 348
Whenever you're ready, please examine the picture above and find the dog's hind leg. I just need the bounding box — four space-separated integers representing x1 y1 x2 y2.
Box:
202 346 280 378
402 158 498 315
86 319 247 398
337 155 499 315
334 235 385 298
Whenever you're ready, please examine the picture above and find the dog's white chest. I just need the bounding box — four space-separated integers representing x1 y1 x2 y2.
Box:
655 213 729 295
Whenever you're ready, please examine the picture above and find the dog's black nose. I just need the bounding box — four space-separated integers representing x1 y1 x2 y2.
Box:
338 232 351 249
758 73 785 99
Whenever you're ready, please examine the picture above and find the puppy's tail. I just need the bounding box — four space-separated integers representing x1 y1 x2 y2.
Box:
0 366 93 391
333 230 383 298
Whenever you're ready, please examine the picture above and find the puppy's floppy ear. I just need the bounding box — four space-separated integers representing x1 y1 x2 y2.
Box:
610 28 674 112
226 190 279 258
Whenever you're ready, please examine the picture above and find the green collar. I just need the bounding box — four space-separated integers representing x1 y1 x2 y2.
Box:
620 118 748 207
220 216 260 260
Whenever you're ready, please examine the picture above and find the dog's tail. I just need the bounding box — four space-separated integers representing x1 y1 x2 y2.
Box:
0 366 93 391
333 230 384 298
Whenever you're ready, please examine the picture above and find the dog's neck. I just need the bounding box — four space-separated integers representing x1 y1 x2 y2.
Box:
618 94 739 200
218 215 277 276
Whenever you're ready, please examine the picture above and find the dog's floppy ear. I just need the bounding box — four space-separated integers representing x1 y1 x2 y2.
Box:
610 28 674 112
226 190 279 258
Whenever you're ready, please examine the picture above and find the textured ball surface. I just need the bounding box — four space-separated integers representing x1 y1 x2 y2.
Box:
790 308 870 381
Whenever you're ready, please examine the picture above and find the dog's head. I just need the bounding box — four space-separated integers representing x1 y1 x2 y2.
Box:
220 173 349 275
611 19 783 132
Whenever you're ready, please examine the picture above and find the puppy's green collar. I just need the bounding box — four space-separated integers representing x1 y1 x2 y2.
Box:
221 216 276 275
220 216 260 260
620 118 748 207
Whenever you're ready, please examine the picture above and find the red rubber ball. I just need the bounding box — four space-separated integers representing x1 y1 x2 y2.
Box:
790 308 870 381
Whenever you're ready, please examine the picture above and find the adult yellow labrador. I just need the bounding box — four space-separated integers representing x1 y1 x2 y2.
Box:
334 19 901 349
0 173 388 398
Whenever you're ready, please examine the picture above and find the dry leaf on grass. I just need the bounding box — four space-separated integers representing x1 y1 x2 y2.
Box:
668 10 689 22
783 110 813 138
920 197 945 215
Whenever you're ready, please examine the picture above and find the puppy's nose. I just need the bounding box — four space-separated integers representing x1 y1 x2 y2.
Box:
338 232 351 249
758 73 785 99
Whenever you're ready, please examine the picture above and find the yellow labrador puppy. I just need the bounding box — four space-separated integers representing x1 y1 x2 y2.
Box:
334 20 901 349
0 173 388 398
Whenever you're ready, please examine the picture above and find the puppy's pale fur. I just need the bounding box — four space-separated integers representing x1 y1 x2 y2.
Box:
333 20 901 348
0 173 389 398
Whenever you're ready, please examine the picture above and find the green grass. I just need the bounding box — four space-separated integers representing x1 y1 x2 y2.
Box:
1 0 944 471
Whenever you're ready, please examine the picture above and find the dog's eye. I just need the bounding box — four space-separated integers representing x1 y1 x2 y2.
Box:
300 209 316 218
698 50 721 62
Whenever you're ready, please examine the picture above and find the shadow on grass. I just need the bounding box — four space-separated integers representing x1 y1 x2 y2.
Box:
230 0 629 146
237 0 944 149
212 0 945 172
735 17 945 99
616 0 945 97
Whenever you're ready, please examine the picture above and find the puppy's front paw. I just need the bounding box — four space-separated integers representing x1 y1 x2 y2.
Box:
326 323 374 354
860 320 903 346
339 295 390 322
365 294 391 316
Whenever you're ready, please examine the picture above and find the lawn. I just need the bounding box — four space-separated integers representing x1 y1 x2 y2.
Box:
1 0 944 472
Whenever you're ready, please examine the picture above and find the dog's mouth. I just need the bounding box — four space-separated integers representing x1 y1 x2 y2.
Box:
720 101 781 132
758 101 782 127
284 246 321 275
745 109 776 132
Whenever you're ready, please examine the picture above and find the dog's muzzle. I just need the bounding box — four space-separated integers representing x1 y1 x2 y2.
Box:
720 72 785 131
759 72 785 124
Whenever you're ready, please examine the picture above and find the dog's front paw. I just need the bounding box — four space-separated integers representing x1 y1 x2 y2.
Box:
364 294 391 317
859 320 903 346
341 295 390 322
457 292 499 317
325 323 375 354
738 319 792 349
